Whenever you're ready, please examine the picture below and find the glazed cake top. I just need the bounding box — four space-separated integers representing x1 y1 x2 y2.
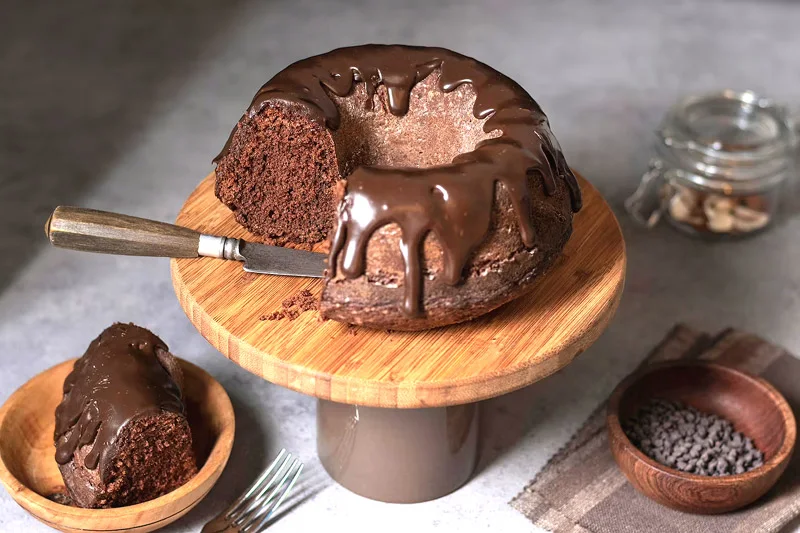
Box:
216 45 581 316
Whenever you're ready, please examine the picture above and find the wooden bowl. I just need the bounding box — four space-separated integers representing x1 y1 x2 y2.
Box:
0 358 235 533
607 361 795 514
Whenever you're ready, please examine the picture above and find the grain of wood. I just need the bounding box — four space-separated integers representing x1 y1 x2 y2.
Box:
0 359 234 533
171 172 626 408
47 206 201 258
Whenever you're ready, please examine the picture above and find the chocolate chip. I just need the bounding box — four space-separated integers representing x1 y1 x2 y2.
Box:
622 398 765 477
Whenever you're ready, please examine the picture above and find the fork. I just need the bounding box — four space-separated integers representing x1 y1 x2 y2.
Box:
202 449 304 533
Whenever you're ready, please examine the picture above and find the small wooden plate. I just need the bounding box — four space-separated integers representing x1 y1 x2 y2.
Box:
0 358 235 533
607 361 796 514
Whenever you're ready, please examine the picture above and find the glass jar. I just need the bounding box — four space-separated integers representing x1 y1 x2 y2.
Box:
626 90 798 237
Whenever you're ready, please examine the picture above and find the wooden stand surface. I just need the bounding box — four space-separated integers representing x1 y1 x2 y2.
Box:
171 172 625 408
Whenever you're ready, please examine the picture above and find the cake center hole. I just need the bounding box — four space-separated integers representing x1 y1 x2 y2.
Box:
329 71 499 171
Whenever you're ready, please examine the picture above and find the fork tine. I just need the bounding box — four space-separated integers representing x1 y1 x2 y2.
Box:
237 457 298 530
232 453 294 523
225 449 286 518
259 461 304 527
244 460 304 533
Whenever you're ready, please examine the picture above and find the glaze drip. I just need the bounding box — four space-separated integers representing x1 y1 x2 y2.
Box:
54 324 184 481
216 45 581 316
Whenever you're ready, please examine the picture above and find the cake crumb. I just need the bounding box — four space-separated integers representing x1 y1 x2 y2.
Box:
261 289 319 321
48 491 73 506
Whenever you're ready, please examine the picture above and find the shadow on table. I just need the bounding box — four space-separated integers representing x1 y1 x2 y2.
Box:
783 514 800 532
473 320 628 475
261 464 332 528
476 384 553 475
161 385 331 532
161 388 272 532
0 0 246 294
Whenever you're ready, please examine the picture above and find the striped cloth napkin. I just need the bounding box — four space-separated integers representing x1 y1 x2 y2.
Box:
511 325 800 533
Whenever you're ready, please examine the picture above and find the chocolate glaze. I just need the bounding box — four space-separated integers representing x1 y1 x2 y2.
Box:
216 45 581 316
54 324 184 481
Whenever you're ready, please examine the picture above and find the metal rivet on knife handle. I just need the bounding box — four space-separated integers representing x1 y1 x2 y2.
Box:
198 235 244 261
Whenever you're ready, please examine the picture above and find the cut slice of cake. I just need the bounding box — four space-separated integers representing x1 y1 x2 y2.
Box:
54 323 197 508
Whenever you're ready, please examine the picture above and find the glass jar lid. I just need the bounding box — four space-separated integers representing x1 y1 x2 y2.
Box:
657 90 798 193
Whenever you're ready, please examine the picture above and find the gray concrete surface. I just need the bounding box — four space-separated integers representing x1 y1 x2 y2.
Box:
2 0 800 531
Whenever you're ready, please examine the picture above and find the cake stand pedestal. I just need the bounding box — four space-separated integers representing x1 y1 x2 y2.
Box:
171 172 625 503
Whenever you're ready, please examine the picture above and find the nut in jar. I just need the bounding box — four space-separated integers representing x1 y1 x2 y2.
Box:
665 184 773 235
626 90 798 238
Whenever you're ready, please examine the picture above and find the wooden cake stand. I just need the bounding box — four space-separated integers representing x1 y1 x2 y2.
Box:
171 172 626 503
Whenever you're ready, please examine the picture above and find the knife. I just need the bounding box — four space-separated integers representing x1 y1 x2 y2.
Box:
45 206 327 278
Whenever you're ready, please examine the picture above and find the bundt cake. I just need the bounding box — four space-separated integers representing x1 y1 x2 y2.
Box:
214 45 581 330
54 323 197 508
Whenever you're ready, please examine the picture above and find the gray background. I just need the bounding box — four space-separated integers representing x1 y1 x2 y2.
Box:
1 0 799 531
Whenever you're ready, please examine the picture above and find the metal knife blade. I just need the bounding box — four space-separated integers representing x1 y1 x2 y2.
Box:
238 240 327 278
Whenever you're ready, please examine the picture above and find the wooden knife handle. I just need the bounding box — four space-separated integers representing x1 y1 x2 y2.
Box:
45 206 200 258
